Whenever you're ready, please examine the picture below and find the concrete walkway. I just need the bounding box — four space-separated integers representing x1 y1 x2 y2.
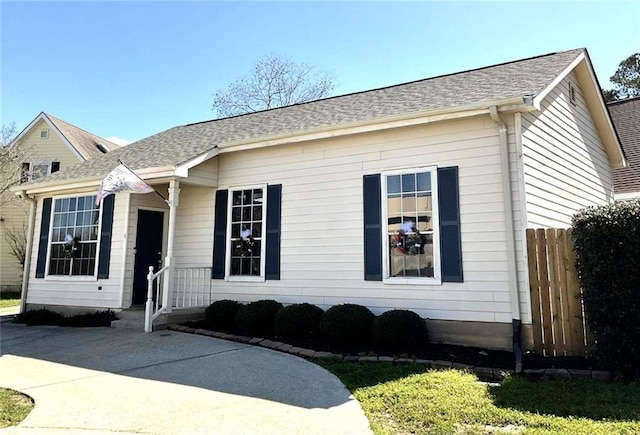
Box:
0 320 371 434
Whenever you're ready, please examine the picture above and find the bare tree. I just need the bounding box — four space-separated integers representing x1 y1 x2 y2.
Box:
212 54 334 117
0 122 31 206
4 222 27 267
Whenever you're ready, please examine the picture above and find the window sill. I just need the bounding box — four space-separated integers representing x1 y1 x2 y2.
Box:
383 277 442 286
225 275 265 283
44 275 98 282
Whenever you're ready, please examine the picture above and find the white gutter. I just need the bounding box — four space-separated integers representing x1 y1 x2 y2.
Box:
489 106 521 321
490 106 523 372
18 191 37 314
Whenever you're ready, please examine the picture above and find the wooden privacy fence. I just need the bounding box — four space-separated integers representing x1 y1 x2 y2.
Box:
526 228 592 357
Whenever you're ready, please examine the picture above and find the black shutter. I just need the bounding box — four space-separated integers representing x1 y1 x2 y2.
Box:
438 166 463 282
97 195 115 279
212 189 228 279
363 174 382 281
265 184 282 280
21 163 30 183
51 162 60 173
35 198 53 278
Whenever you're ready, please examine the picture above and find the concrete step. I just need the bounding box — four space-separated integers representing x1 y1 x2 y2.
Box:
111 309 166 330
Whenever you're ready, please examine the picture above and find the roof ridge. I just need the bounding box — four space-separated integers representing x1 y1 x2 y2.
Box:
607 95 640 106
185 48 585 128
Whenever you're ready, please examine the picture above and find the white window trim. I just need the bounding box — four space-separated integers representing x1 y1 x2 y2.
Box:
40 129 49 139
381 166 442 285
44 193 103 281
26 161 52 181
224 183 267 282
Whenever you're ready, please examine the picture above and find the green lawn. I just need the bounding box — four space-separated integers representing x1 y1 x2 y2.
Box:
0 291 20 308
0 388 33 428
316 360 640 435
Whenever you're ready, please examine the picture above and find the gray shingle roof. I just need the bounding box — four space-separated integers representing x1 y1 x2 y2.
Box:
611 97 640 194
44 113 121 160
33 48 584 185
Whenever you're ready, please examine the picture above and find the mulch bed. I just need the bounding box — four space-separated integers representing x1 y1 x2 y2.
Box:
181 320 601 371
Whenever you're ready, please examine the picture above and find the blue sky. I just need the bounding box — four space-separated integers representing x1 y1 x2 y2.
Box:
2 1 639 144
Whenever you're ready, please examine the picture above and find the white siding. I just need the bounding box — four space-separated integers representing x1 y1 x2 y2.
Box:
522 72 613 228
26 191 127 308
175 117 521 324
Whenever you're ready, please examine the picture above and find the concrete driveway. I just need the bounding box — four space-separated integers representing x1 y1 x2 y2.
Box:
0 319 371 434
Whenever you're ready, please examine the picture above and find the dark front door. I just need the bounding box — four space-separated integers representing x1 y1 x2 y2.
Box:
132 210 164 305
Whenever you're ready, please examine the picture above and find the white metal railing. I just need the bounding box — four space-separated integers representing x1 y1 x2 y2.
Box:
144 265 169 333
173 267 212 309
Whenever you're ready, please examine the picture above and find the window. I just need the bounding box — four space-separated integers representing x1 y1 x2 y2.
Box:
47 195 100 276
227 186 266 278
381 167 440 282
40 129 49 139
22 161 55 182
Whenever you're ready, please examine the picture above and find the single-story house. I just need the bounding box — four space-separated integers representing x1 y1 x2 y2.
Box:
14 48 624 352
610 96 640 200
0 113 120 292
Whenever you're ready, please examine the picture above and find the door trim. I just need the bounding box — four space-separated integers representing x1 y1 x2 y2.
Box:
128 206 168 307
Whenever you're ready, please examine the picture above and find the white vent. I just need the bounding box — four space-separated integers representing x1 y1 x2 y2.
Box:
40 129 49 139
96 143 109 153
568 82 577 106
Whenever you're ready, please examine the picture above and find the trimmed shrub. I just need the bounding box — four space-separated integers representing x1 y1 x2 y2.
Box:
372 309 428 352
572 199 640 380
319 304 375 345
273 303 324 339
62 310 117 327
15 309 117 327
234 299 283 335
205 300 242 332
15 309 64 326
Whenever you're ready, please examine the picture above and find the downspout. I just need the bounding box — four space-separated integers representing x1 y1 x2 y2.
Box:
489 106 523 373
18 191 37 314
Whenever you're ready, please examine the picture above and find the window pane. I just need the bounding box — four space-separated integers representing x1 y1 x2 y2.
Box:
387 175 400 194
231 223 240 238
387 195 401 214
253 190 263 203
231 207 241 222
242 190 252 205
417 172 431 191
232 191 242 206
401 174 415 193
253 206 262 221
417 192 432 212
252 222 262 238
69 198 76 210
231 258 241 275
242 206 251 221
402 194 416 213
416 214 433 231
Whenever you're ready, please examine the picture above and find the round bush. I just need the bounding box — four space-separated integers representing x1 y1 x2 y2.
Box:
273 303 324 339
372 309 428 351
204 300 242 332
234 299 283 335
319 304 375 345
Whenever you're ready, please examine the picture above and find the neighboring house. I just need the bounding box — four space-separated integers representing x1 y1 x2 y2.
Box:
15 48 624 353
610 97 640 200
0 113 120 291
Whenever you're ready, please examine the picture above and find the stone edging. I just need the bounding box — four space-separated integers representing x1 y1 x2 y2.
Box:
168 324 610 382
